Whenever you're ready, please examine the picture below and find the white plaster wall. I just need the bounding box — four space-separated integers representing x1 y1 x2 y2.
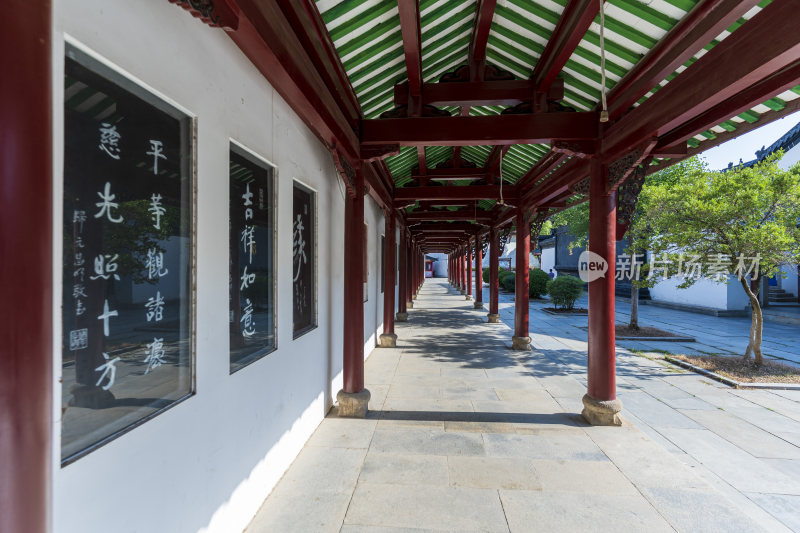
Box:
727 278 751 310
540 247 556 275
649 276 732 310
778 143 800 170
780 264 799 297
51 2 388 532
430 252 448 277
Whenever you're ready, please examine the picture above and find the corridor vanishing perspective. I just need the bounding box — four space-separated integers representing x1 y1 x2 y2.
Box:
248 278 763 533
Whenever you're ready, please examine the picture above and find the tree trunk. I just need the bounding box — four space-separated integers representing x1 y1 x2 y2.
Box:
628 232 639 329
739 277 764 366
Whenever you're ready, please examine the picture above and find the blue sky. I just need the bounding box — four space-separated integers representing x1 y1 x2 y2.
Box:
699 110 800 170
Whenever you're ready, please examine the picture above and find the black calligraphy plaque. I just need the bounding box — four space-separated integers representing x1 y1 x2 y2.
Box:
229 144 275 371
293 182 316 337
61 46 193 464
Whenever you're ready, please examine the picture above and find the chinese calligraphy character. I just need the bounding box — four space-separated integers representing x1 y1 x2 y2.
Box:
145 291 164 322
97 299 118 337
145 248 168 279
615 253 644 281
75 299 86 317
73 210 87 233
89 253 121 281
146 140 166 174
148 193 166 229
676 254 703 280
242 182 254 220
94 181 124 223
734 253 761 281
241 225 255 264
75 236 85 249
95 352 121 391
293 214 306 282
648 253 672 279
240 265 255 291
73 284 87 299
240 298 255 337
143 337 166 374
73 267 85 283
98 123 121 159
706 254 730 282
74 252 85 267
69 328 88 351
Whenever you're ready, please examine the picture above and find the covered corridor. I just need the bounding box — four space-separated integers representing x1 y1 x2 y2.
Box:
247 278 766 533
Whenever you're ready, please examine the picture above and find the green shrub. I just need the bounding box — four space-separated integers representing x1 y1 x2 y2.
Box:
529 268 551 299
482 267 490 283
547 275 584 309
500 271 516 291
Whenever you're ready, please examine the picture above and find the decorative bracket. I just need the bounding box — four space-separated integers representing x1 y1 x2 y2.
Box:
529 209 550 242
331 148 357 198
606 138 657 193
571 177 590 197
168 0 240 30
615 158 651 239
552 140 598 158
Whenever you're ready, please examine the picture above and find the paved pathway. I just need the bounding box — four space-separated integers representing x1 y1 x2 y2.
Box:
247 278 796 532
490 285 800 532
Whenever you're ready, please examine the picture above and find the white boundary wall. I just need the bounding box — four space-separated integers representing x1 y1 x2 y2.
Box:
52 2 391 532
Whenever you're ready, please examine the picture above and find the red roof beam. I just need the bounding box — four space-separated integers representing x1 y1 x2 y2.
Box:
531 0 602 91
468 0 497 81
393 80 564 107
655 60 800 153
398 0 423 112
395 184 519 202
606 0 762 122
603 1 800 160
227 1 360 158
361 112 599 146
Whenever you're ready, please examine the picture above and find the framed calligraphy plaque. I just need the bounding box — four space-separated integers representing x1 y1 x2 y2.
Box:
229 143 276 371
61 44 194 464
293 181 316 337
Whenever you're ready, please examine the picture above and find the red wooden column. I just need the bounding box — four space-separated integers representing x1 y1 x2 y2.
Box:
380 210 397 347
459 247 465 293
397 228 408 321
1 2 52 531
512 209 532 350
474 234 484 309
488 226 500 322
406 238 414 308
339 166 370 417
466 243 473 300
583 159 622 426
449 253 453 284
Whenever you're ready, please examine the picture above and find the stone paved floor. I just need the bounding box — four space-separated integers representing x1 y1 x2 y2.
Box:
247 278 798 532
490 285 800 532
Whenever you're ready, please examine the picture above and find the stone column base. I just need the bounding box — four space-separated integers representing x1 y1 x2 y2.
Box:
337 389 371 418
465 295 472 301
487 313 500 323
460 289 466 295
379 333 397 348
581 394 623 426
412 293 417 300
511 336 532 351
407 300 414 309
473 301 483 309
396 312 408 322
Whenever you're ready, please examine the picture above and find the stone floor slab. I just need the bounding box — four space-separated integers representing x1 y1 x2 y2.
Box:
448 456 541 490
499 490 675 533
344 484 509 532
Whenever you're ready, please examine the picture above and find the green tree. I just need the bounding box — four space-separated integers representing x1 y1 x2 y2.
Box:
624 157 706 328
643 153 800 365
